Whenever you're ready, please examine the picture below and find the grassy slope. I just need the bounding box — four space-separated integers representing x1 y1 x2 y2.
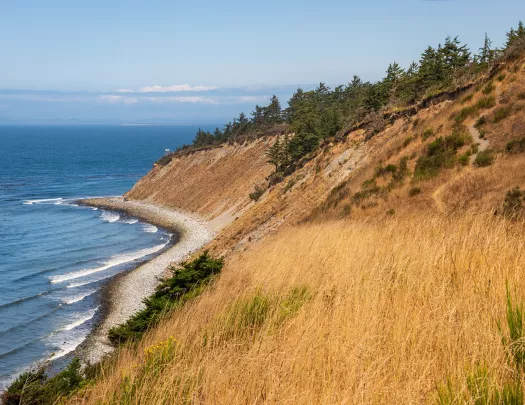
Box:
71 213 525 404
69 59 525 404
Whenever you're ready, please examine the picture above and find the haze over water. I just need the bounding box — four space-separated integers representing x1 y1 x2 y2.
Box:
0 125 200 387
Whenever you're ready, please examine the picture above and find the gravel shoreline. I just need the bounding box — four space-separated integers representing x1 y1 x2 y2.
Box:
78 197 213 363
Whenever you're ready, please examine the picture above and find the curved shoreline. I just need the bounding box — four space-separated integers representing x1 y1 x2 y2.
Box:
78 197 213 363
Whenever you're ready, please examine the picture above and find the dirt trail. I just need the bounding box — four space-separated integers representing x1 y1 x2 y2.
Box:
468 121 489 164
432 118 491 213
431 81 504 212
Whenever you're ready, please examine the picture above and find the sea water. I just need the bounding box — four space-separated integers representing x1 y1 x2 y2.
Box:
0 125 201 388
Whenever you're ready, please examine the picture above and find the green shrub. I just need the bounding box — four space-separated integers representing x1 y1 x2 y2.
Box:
518 92 525 100
493 107 512 123
408 186 421 196
475 116 487 128
452 97 495 123
109 252 223 344
482 82 494 95
476 95 497 110
473 150 495 167
374 164 398 177
502 187 525 218
268 171 284 186
461 94 474 103
457 153 470 166
386 209 395 215
414 128 471 179
403 136 413 147
249 185 266 201
497 73 507 82
506 137 525 154
1 359 87 405
452 106 473 124
156 154 174 166
422 128 434 140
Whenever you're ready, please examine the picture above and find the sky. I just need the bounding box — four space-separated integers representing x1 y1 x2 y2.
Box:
0 0 524 124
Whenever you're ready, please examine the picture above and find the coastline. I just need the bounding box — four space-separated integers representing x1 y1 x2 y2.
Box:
78 197 213 363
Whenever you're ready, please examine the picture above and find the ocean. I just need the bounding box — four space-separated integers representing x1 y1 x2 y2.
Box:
0 125 201 388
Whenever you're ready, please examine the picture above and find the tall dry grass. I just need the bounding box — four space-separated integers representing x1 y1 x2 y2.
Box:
72 213 525 404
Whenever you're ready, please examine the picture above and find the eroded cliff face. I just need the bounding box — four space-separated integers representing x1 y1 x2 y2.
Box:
124 58 525 255
123 131 371 255
125 138 274 231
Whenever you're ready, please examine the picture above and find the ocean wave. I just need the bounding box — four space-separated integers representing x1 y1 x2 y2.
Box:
0 306 62 336
48 335 87 360
67 279 100 289
59 307 99 332
143 224 158 233
52 242 169 284
23 197 63 205
60 290 96 305
100 211 120 223
0 289 60 310
122 218 138 224
0 337 41 360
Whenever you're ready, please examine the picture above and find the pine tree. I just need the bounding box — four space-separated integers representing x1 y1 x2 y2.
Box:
383 61 405 101
441 36 470 74
213 127 224 143
506 27 517 48
265 136 283 170
418 45 445 91
517 21 525 38
251 105 265 125
478 33 493 66
265 95 282 124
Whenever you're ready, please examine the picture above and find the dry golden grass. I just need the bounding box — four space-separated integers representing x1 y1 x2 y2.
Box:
72 212 525 404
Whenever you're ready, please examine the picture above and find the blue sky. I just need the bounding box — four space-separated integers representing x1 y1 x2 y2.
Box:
0 0 523 124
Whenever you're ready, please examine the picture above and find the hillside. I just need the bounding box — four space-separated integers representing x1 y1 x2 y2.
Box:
62 57 525 404
123 56 525 254
7 23 525 405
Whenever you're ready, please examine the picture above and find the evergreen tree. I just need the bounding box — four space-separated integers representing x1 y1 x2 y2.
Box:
265 136 283 170
518 21 525 38
478 33 494 66
383 61 405 101
418 45 444 89
506 27 518 48
441 36 470 72
264 95 283 124
251 105 265 125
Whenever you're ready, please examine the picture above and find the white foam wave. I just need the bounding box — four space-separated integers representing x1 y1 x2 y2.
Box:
143 224 158 233
100 211 120 223
49 335 86 360
122 218 138 224
47 308 98 360
23 198 63 205
52 242 169 284
61 290 96 304
67 280 95 289
60 307 99 332
91 207 98 211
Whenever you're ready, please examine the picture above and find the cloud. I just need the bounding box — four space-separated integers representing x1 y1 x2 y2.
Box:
98 95 138 104
117 84 219 93
144 96 217 104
